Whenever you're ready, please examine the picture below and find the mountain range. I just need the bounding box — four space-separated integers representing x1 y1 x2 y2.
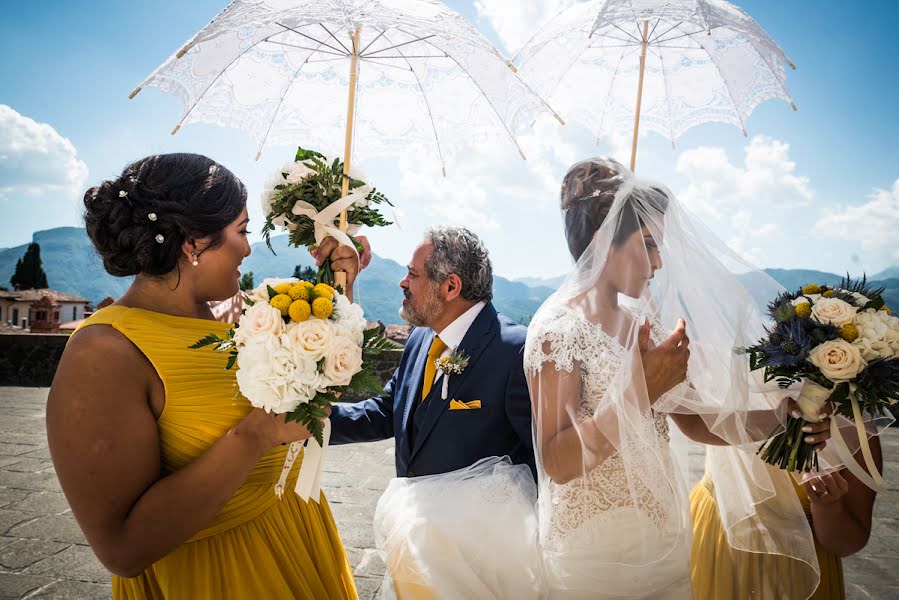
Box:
1 227 896 324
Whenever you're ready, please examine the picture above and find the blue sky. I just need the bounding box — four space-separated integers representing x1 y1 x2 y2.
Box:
1 0 897 280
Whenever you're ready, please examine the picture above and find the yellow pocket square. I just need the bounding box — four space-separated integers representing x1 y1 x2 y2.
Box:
448 399 481 410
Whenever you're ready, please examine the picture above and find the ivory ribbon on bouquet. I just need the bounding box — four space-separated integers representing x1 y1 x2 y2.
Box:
274 419 332 503
291 187 367 255
829 389 883 492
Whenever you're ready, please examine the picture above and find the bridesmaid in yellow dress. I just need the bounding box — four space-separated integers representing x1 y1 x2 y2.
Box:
46 154 358 599
691 431 883 599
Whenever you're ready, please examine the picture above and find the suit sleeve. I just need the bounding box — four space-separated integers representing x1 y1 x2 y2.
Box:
505 343 536 472
329 367 397 444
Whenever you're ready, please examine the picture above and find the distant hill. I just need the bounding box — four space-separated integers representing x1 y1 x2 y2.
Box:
515 265 899 313
0 228 553 325
874 266 899 280
514 275 566 290
0 228 131 301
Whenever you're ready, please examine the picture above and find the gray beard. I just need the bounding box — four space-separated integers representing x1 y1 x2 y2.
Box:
399 290 443 327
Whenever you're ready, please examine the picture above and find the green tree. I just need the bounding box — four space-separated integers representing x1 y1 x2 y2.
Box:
239 271 255 291
293 265 317 283
11 243 49 290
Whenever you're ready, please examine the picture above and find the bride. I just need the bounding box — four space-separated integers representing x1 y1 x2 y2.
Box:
375 157 830 599
525 157 828 599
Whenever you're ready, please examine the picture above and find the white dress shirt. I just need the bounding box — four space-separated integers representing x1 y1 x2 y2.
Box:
428 301 486 386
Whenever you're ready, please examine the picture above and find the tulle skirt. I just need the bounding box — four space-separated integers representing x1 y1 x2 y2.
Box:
374 457 545 600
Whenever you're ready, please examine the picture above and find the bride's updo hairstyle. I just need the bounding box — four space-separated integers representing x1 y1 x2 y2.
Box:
83 153 246 277
560 157 668 261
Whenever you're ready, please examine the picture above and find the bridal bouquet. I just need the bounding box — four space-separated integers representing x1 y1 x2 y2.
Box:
191 278 395 497
746 277 899 473
261 146 392 284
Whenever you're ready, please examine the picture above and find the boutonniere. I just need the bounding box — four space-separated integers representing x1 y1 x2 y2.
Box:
435 349 470 400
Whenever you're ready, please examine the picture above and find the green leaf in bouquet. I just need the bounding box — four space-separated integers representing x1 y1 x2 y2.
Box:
242 294 256 307
266 284 279 300
348 367 384 397
295 146 326 162
188 333 225 350
225 351 237 371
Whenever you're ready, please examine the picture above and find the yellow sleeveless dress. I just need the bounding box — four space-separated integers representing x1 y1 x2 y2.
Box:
690 471 844 599
76 306 358 600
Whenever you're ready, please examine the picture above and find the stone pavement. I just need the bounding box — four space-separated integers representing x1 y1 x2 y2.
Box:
0 387 897 599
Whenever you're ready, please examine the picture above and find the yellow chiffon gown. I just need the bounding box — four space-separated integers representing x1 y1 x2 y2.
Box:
690 471 844 600
76 306 358 600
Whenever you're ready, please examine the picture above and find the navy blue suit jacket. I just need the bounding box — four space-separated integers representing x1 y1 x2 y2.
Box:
329 303 536 479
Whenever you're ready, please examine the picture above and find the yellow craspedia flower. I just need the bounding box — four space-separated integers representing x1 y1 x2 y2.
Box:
273 283 293 295
287 284 310 301
269 293 293 315
822 290 834 298
288 299 311 322
802 284 822 295
311 297 334 319
840 323 859 343
313 283 335 299
794 302 812 318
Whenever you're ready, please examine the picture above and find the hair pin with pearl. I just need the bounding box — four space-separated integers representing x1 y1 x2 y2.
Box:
148 213 158 222
119 190 128 198
155 234 165 244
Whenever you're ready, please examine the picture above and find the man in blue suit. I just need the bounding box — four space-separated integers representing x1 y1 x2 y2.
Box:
315 226 535 479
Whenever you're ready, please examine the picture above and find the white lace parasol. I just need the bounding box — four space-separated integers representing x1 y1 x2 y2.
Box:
514 0 796 170
130 0 562 174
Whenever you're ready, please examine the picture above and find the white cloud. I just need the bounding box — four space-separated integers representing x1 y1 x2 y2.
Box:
728 209 778 267
812 179 899 262
676 135 813 220
0 104 88 200
474 0 578 55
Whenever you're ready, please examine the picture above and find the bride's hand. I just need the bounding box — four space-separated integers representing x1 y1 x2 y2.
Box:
785 397 833 451
639 318 690 403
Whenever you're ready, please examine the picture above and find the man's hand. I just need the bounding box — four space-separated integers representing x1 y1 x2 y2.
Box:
639 318 690 403
311 236 362 292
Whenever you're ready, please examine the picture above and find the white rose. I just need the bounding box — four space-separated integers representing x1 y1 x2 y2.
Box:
236 335 304 413
285 161 315 184
322 336 364 386
808 339 867 382
333 294 366 344
234 302 284 345
810 298 858 327
287 319 335 362
845 292 870 307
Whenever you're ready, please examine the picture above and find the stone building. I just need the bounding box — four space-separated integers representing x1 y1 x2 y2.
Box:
0 289 89 329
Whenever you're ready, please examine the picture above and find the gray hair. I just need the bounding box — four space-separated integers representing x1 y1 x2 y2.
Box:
423 226 493 303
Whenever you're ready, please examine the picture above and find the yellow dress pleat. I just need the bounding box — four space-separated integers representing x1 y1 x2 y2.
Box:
690 472 844 600
76 306 358 600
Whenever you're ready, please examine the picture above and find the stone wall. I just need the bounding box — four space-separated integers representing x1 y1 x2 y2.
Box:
0 334 69 387
0 333 404 395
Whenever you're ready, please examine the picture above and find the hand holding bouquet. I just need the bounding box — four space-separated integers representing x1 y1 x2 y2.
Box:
191 278 396 498
261 147 392 285
746 277 899 482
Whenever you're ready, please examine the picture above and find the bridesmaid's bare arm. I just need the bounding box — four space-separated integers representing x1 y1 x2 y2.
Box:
47 326 313 577
805 438 882 557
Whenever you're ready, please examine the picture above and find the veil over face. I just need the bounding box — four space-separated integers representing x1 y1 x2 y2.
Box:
524 157 823 597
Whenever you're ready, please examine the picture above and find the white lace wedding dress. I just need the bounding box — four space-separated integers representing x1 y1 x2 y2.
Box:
524 304 693 600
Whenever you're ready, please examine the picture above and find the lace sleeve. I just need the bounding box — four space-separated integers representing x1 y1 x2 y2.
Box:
524 307 584 374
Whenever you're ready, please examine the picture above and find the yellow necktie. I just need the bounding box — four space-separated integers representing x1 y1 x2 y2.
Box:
421 335 448 401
